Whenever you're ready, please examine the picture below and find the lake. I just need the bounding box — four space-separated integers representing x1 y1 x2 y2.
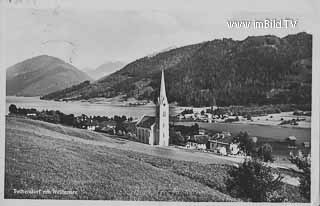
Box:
6 96 311 143
175 121 311 143
6 96 183 118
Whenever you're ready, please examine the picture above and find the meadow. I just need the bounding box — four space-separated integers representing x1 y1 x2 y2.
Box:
5 116 306 202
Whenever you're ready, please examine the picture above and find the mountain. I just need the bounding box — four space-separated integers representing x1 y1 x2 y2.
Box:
42 32 312 107
83 61 126 80
6 55 92 97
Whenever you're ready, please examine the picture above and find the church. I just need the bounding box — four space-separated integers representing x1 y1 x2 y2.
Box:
136 70 169 146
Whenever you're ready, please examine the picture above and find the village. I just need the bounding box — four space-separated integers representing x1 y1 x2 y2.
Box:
8 102 311 163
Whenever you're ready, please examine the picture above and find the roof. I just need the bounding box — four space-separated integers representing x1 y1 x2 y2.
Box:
288 136 297 141
188 135 209 144
136 116 156 129
208 140 229 145
209 135 234 144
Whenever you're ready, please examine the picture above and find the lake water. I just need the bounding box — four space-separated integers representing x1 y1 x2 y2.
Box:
6 96 182 118
176 122 311 143
6 96 311 143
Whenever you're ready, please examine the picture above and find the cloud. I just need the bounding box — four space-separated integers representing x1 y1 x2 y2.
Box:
2 1 316 69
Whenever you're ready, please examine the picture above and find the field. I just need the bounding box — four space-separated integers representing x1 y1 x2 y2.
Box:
5 116 307 201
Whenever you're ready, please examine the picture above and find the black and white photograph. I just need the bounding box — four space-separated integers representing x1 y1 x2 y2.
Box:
1 0 319 205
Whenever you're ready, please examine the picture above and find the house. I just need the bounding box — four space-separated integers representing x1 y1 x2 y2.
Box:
208 140 229 155
206 113 213 123
176 114 184 120
287 136 297 148
199 128 206 135
87 125 96 131
229 143 240 155
186 135 209 150
212 131 232 140
208 136 240 156
184 113 195 120
303 141 310 148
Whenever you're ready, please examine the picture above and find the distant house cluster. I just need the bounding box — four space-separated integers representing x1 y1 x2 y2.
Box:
183 128 242 156
176 109 241 123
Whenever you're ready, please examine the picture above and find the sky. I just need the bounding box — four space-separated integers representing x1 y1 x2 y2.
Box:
1 0 318 69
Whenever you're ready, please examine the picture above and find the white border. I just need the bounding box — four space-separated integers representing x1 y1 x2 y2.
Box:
0 0 319 206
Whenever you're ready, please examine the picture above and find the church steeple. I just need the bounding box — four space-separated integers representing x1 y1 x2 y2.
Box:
160 69 167 102
158 69 169 146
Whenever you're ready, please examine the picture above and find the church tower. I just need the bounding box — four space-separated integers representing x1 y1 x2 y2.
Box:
158 69 169 146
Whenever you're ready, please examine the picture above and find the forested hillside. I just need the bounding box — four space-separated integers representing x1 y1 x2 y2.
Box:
42 32 312 107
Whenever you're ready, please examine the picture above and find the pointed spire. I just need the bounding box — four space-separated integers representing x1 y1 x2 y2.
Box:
160 69 166 99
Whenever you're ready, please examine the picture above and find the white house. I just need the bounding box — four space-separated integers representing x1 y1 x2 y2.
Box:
87 125 96 131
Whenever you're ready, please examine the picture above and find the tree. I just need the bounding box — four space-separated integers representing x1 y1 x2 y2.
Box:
289 154 311 201
9 104 17 114
226 159 283 202
237 131 255 156
191 123 199 135
169 130 185 145
258 143 274 162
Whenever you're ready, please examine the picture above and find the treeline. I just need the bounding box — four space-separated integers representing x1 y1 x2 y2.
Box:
41 32 312 108
41 80 91 100
208 104 311 117
163 33 311 107
8 104 133 129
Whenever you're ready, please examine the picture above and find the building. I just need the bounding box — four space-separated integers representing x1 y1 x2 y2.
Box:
136 115 159 145
136 70 170 146
287 135 297 149
199 128 206 135
208 140 229 155
87 125 96 131
186 135 209 150
208 136 240 156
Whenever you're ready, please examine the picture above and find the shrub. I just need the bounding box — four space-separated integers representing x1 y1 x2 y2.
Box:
289 155 311 201
225 159 283 202
9 104 18 114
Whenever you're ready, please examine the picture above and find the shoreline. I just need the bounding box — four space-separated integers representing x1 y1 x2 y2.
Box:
232 119 311 129
6 96 311 129
175 120 311 130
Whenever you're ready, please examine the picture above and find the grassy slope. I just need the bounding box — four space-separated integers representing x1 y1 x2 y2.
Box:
5 116 306 202
5 116 236 201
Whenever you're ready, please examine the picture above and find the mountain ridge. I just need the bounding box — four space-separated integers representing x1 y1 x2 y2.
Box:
41 32 312 107
6 55 92 97
83 61 126 80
